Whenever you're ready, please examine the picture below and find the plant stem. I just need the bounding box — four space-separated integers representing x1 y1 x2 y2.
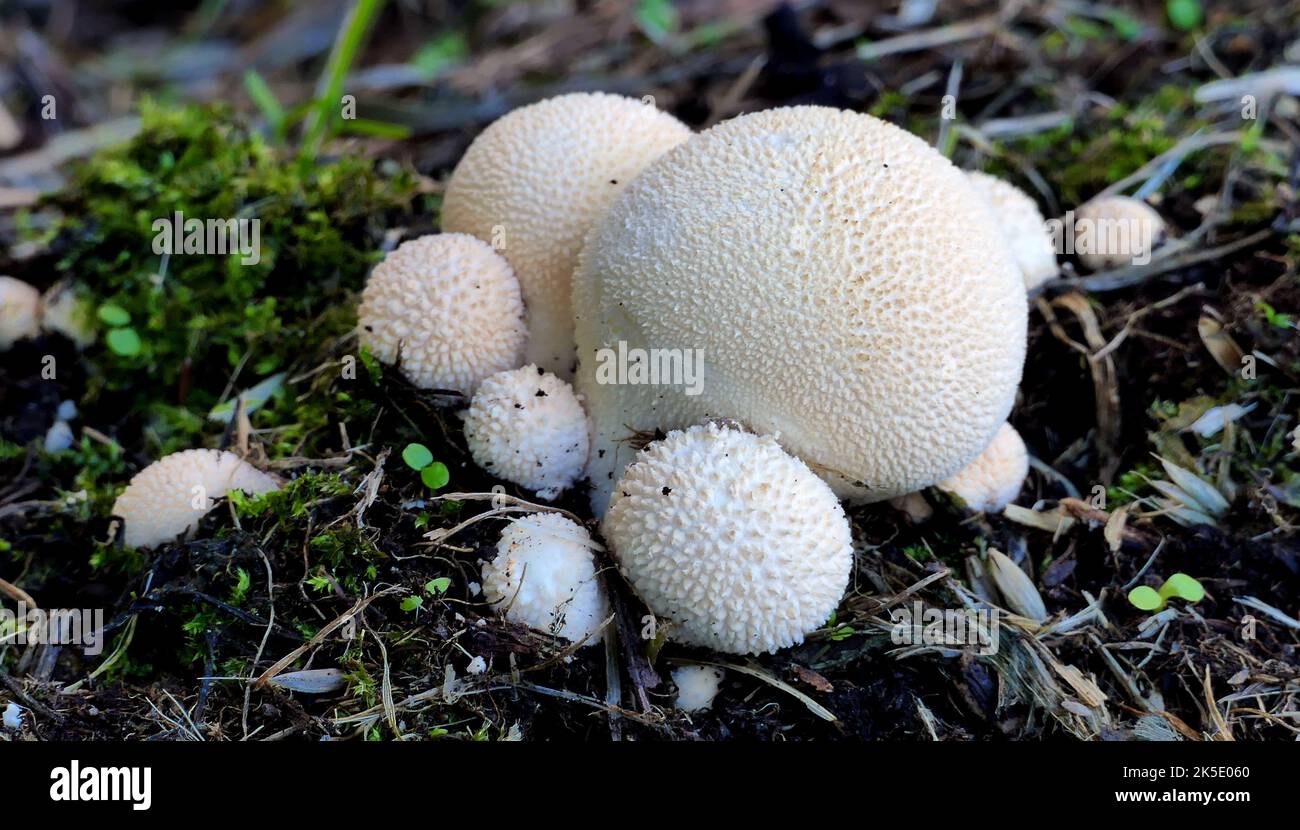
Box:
300 0 386 159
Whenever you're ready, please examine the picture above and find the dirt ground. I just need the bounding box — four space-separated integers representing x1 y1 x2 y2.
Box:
1 0 1298 741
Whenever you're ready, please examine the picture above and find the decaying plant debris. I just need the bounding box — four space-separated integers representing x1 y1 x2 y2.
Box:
2 1 1299 741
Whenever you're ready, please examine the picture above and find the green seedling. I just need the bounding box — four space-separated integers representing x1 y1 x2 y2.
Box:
1127 572 1206 612
401 443 451 492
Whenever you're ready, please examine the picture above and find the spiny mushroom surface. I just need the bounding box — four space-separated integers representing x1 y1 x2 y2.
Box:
463 364 589 500
442 92 691 378
111 449 281 548
602 424 853 655
965 171 1058 290
937 422 1029 512
0 276 40 350
481 513 608 646
357 233 526 395
575 106 1027 515
1073 195 1167 271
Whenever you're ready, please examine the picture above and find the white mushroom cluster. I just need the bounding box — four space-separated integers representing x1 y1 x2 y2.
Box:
357 233 526 395
444 92 691 377
575 106 1027 514
463 365 589 500
602 424 853 655
480 513 609 646
937 422 1029 512
965 171 1058 290
111 449 281 548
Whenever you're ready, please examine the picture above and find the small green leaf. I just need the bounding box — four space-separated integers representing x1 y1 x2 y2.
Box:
244 70 285 132
421 461 450 490
401 443 433 471
1166 0 1203 31
1160 573 1205 604
97 304 131 326
425 577 450 596
105 327 142 356
1127 585 1165 612
400 595 423 612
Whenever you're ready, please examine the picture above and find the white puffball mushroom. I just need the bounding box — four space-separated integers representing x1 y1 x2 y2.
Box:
357 233 527 395
672 665 724 712
466 656 488 675
463 365 589 500
575 106 1027 515
443 92 692 377
2 702 24 731
937 422 1029 512
965 171 1058 290
1073 195 1167 271
39 281 96 348
481 513 609 646
0 276 41 350
111 449 281 548
603 423 853 655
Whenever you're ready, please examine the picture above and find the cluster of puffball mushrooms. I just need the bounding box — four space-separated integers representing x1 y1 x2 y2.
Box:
82 93 1174 678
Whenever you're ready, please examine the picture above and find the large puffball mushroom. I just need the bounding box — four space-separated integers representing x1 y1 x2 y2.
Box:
481 513 609 646
463 364 589 500
111 449 281 548
602 424 853 656
39 281 96 348
0 276 41 350
937 422 1029 512
672 665 724 712
965 171 1058 290
1073 195 1167 271
442 92 691 378
357 233 526 395
575 106 1027 515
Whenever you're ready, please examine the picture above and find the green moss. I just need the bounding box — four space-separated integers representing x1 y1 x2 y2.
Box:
36 101 419 424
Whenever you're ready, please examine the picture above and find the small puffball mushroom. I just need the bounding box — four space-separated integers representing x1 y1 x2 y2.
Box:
463 364 589 500
603 424 853 656
965 171 1058 290
0 276 41 350
937 422 1029 512
358 233 526 395
575 106 1026 515
39 281 95 348
1073 195 1167 271
672 665 724 712
111 449 281 548
481 513 609 646
443 92 691 377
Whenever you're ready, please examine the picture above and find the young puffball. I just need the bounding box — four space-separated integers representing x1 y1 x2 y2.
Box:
936 422 1029 512
463 365 589 500
1073 195 1167 271
965 171 1058 290
0 276 41 350
602 423 853 656
574 106 1027 515
443 92 691 377
111 449 281 548
672 665 724 713
357 233 526 396
39 281 96 348
481 513 609 646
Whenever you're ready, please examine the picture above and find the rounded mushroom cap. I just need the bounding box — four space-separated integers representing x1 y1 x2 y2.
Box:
463 364 589 500
0 276 41 350
1073 195 1167 271
575 106 1027 514
937 422 1029 512
671 665 724 712
966 171 1058 290
442 92 691 377
39 281 96 348
481 513 608 646
602 423 853 655
358 233 526 395
111 449 281 548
